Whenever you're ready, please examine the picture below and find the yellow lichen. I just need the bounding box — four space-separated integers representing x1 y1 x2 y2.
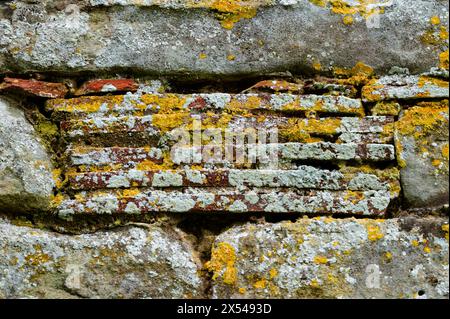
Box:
342 15 353 25
269 268 278 279
253 278 267 289
395 104 448 168
205 242 237 285
199 52 207 59
334 61 374 86
280 118 342 142
52 168 64 189
385 251 392 261
366 223 384 241
430 16 441 25
193 0 260 29
313 255 328 264
371 101 400 116
442 224 449 241
227 54 236 61
152 113 189 133
309 0 386 22
439 50 449 70
442 144 449 160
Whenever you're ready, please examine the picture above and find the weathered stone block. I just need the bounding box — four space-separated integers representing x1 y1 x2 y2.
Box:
0 0 448 77
395 101 449 208
0 218 204 298
207 217 449 299
0 96 55 213
362 75 449 102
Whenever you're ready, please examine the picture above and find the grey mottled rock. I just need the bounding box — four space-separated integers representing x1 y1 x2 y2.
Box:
0 96 55 213
207 216 449 299
0 219 204 298
395 102 449 208
0 0 448 77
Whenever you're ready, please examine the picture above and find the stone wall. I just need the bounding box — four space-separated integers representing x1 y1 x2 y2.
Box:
0 0 448 299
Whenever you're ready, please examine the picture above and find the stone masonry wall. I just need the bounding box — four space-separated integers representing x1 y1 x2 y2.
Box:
0 0 449 299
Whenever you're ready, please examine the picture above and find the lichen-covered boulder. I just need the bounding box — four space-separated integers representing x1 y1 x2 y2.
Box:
0 96 55 213
0 219 204 298
0 0 448 77
207 217 449 299
394 101 449 208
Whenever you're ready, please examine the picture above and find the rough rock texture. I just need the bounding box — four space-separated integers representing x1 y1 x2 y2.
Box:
0 218 204 298
395 101 449 208
207 217 449 299
0 0 448 77
0 96 55 213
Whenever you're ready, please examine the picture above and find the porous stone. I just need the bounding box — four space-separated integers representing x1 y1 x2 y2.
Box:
0 0 448 77
394 101 449 208
207 216 449 299
0 96 55 212
0 218 204 298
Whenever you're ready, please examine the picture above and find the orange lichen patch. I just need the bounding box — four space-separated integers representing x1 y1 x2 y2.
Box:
442 144 449 160
47 95 125 114
417 76 449 89
432 159 442 167
269 268 278 279
238 287 246 294
205 242 238 285
140 94 188 114
313 255 328 264
439 50 449 70
366 222 384 241
333 61 374 86
280 118 341 142
430 16 441 25
121 188 141 198
152 113 189 133
253 278 267 289
309 0 386 20
192 0 260 29
51 193 65 207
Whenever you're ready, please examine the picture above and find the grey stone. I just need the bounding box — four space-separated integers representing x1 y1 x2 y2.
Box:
207 216 449 299
0 218 204 298
0 0 448 78
395 102 449 208
0 96 55 213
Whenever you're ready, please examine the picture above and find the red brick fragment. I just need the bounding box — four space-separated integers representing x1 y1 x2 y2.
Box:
75 79 139 96
0 77 68 98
